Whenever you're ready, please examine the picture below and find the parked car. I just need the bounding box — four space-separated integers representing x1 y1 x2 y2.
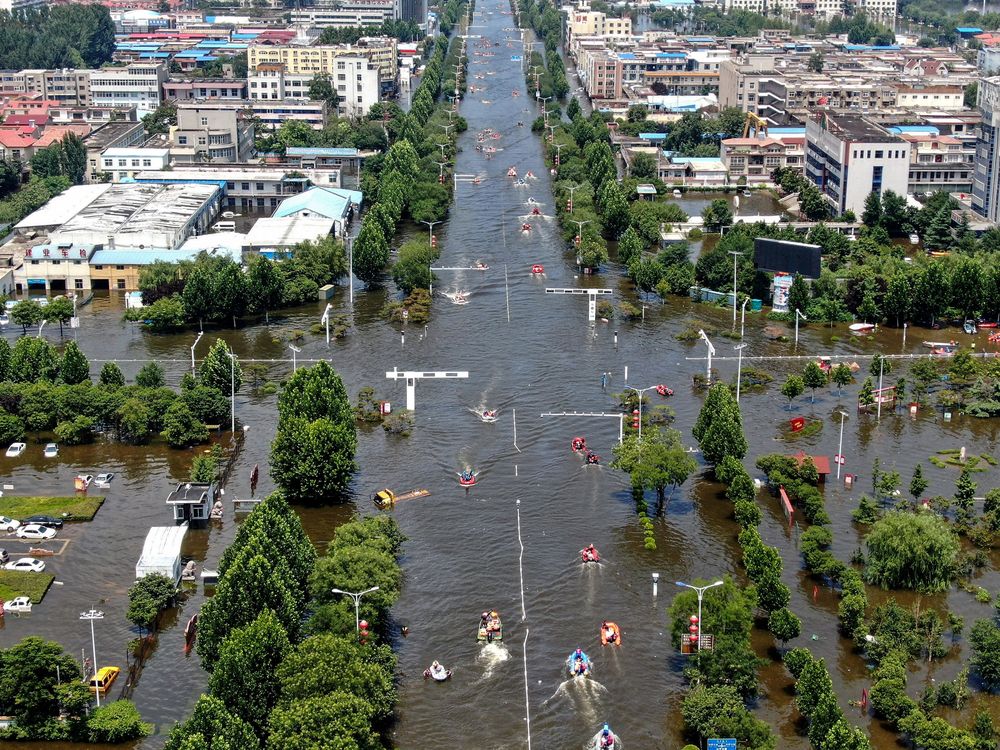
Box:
43 443 58 458
0 516 21 532
5 443 25 457
2 596 31 613
0 549 9 564
4 558 45 573
94 473 115 488
21 515 63 529
16 524 56 540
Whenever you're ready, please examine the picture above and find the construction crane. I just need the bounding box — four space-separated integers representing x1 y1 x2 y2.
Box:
742 112 769 139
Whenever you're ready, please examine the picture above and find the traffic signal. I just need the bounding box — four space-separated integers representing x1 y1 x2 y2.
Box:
632 409 640 430
431 235 437 248
439 174 444 184
574 234 581 247
566 199 572 212
547 133 553 143
554 154 560 165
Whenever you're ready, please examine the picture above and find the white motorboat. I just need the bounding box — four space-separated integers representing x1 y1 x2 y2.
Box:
849 323 876 333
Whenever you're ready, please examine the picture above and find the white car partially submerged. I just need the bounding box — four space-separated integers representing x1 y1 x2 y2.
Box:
16 524 56 540
4 558 45 573
3 596 31 613
94 473 115 488
5 443 25 457
43 443 58 458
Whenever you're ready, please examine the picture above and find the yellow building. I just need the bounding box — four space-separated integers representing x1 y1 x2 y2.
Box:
247 40 398 87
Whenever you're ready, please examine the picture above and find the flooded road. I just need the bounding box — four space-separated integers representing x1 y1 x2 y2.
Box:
3 6 1000 749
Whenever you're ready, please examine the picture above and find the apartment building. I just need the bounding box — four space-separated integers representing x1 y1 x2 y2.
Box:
973 76 1000 222
89 64 168 114
247 40 398 94
718 56 777 115
172 102 256 163
805 112 911 215
250 99 328 130
290 0 398 28
0 0 46 12
895 84 964 112
721 129 805 185
566 11 632 46
162 78 247 101
894 131 974 194
82 121 145 180
0 69 91 105
248 56 380 118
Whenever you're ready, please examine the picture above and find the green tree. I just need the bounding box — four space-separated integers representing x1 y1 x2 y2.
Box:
702 198 733 230
10 336 58 382
391 239 436 295
10 299 42 335
630 152 657 179
43 296 74 335
352 218 390 286
693 383 747 465
799 183 829 220
802 361 827 402
617 226 644 267
208 610 290 741
58 340 89 384
870 353 893 379
126 573 175 633
267 693 381 750
270 417 357 503
865 511 959 592
862 191 883 228
116 397 153 444
598 179 630 237
136 361 165 388
680 684 775 749
163 695 257 750
768 607 801 647
781 374 805 409
161 401 209 448
182 385 230 425
788 273 810 315
54 415 95 445
199 339 242 395
306 73 341 110
245 255 283 320
0 411 25 444
924 206 953 250
0 636 82 731
610 427 697 503
807 51 824 72
85 700 152 743
99 361 125 387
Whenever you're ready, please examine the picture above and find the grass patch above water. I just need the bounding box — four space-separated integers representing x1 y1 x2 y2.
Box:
0 496 105 521
0 571 55 603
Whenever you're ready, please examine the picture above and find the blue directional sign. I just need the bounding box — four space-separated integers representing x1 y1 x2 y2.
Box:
708 740 737 750
510 55 522 61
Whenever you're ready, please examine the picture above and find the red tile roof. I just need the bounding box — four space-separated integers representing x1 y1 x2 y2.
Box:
793 451 831 476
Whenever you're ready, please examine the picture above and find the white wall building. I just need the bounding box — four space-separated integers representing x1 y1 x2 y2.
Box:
100 147 171 182
89 64 167 115
805 112 911 216
249 56 380 118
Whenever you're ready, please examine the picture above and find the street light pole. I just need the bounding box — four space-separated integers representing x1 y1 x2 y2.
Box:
80 608 104 707
734 343 747 405
836 410 848 479
876 356 885 419
420 219 441 247
347 234 353 308
330 586 381 633
288 344 301 373
675 580 723 652
728 250 743 326
697 329 715 384
190 331 203 373
794 308 807 347
740 297 749 340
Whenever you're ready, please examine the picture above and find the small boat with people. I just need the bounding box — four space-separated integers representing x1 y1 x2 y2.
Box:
507 166 517 177
572 436 587 452
567 648 592 677
600 621 621 646
595 724 618 749
524 171 535 179
521 223 532 232
656 384 673 397
481 409 498 422
478 610 503 643
424 660 452 681
531 206 542 215
474 260 489 270
581 544 600 563
458 469 478 487
585 450 600 465
531 264 545 274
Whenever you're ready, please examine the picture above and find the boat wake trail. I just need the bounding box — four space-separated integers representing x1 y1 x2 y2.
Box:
545 678 609 726
477 642 511 679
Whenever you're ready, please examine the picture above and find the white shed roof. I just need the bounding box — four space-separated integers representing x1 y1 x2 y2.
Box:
14 183 112 230
245 216 333 248
136 525 187 570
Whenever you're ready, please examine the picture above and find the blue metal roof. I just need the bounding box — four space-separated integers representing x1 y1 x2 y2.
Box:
655 52 687 58
135 177 228 189
957 26 983 32
887 125 940 135
638 132 667 140
91 247 240 265
139 52 171 58
768 127 806 134
274 186 362 220
685 37 714 42
617 53 637 60
286 146 361 158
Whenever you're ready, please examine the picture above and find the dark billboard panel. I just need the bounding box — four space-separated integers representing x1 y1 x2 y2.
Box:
754 238 821 279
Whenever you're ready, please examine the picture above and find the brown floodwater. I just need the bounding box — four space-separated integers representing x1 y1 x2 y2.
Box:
4 7 1000 749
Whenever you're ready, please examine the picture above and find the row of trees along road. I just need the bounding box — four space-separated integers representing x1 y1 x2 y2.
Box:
0 336 239 448
125 244 347 331
171 491 404 748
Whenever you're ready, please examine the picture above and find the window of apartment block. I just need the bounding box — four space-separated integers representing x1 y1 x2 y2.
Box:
178 136 188 145
256 183 264 191
117 279 126 289
241 183 249 190
115 265 125 270
74 279 83 289
143 159 151 167
200 117 208 126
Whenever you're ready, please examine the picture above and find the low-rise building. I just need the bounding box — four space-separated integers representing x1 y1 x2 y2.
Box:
82 121 146 180
894 84 964 112
246 39 398 95
278 146 368 188
290 0 397 28
245 215 335 253
805 112 911 215
721 128 806 185
172 101 256 162
89 63 168 114
99 147 171 181
272 186 361 237
249 56 380 118
162 78 247 101
248 98 327 130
